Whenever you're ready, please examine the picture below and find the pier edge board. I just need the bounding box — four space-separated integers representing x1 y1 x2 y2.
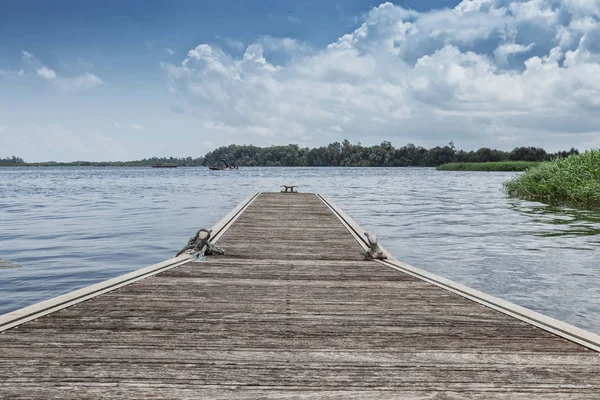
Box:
0 192 260 333
316 193 600 353
317 193 396 261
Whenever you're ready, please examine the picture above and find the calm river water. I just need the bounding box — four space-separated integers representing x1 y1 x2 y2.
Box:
1 167 599 333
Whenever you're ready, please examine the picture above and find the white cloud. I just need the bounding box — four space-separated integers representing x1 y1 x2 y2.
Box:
36 66 57 80
54 73 103 91
165 48 175 56
5 50 103 91
131 123 144 130
21 50 34 60
494 42 535 64
258 36 312 56
162 1 600 150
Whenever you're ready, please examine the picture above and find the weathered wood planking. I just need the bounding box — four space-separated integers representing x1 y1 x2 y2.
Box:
1 192 599 399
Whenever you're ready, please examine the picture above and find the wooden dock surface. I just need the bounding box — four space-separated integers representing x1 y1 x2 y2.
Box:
1 192 599 399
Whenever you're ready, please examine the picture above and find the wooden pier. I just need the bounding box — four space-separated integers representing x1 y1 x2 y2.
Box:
1 192 599 399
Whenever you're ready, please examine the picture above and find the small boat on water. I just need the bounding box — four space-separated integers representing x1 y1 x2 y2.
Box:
208 159 239 171
208 165 238 171
152 165 178 168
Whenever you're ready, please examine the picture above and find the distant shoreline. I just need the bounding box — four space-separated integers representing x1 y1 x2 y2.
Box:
0 163 204 167
0 164 438 168
436 161 540 172
1 140 578 168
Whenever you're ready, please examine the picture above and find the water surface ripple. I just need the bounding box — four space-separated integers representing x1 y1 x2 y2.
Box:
1 167 599 333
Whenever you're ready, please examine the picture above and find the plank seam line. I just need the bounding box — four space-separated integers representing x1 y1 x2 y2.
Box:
317 194 395 261
316 193 600 353
211 192 261 244
0 192 260 333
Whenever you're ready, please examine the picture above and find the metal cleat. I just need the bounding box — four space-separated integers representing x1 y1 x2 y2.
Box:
364 231 387 260
280 185 298 193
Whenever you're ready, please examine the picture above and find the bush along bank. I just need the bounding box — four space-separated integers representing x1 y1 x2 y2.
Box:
436 161 540 171
504 150 600 209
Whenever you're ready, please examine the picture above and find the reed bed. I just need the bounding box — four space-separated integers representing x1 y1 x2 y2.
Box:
504 150 600 209
436 161 540 171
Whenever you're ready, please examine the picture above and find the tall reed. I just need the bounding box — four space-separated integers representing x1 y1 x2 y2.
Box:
504 150 600 209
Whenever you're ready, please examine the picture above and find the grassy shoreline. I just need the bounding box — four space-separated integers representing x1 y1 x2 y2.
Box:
504 150 600 209
436 161 540 171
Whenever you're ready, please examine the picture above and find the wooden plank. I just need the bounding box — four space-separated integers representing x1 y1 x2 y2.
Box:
0 386 598 400
0 191 599 399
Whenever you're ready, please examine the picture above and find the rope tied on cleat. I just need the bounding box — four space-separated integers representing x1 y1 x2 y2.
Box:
176 228 225 260
364 232 387 260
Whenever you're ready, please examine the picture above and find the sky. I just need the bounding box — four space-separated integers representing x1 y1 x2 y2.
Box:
1 0 600 161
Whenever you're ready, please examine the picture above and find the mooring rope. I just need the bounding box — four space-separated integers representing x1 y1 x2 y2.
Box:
176 228 225 260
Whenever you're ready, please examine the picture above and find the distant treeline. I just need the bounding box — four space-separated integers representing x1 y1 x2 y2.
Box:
0 156 25 166
202 141 579 167
3 156 205 167
3 140 579 167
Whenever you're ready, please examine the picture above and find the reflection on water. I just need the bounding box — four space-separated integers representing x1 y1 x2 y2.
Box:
0 166 599 334
510 200 600 239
